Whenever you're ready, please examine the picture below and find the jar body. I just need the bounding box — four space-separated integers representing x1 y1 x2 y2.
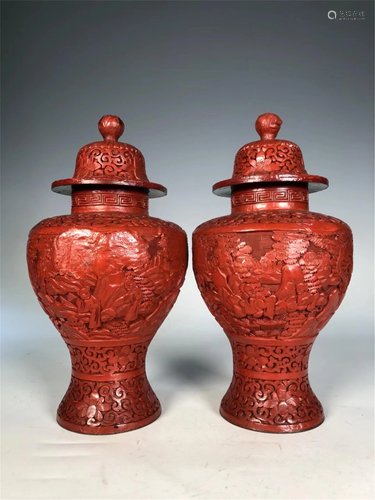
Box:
193 208 352 433
27 211 188 434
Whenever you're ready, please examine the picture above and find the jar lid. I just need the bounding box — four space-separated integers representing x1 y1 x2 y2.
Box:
213 113 328 197
52 115 167 197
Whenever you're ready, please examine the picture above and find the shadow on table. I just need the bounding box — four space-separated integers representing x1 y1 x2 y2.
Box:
151 326 374 421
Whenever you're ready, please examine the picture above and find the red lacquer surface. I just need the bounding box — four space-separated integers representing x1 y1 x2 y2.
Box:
27 116 188 434
193 113 353 433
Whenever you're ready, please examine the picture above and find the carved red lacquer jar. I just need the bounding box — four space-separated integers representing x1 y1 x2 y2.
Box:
27 116 188 434
193 113 353 433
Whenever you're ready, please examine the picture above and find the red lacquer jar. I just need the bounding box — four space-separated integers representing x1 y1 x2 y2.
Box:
27 116 188 434
193 113 353 433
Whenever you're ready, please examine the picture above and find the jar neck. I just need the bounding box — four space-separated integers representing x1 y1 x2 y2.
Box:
71 187 149 215
231 183 309 214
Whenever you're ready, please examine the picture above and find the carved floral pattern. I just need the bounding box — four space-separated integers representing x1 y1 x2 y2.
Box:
221 374 323 426
231 341 313 373
30 213 184 230
195 210 351 231
233 140 305 177
57 374 160 428
67 343 148 375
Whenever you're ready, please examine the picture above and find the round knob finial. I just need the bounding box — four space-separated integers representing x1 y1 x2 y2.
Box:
255 113 283 141
98 115 125 142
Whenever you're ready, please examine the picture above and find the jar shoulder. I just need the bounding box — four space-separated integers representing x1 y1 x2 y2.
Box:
193 210 352 236
29 212 187 238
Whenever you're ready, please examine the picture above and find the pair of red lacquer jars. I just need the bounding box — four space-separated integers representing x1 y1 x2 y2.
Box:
27 114 353 435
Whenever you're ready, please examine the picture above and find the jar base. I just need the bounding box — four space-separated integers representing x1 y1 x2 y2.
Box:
220 406 324 433
56 408 161 435
220 372 324 433
56 374 161 435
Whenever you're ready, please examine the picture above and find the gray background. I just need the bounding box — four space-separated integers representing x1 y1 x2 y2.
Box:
2 2 374 499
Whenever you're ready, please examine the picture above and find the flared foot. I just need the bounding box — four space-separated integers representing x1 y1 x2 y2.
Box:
220 373 324 433
57 374 161 435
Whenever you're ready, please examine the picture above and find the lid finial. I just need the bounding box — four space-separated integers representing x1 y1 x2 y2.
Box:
255 112 283 141
98 115 125 143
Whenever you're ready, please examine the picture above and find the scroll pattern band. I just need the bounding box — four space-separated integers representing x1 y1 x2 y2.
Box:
221 374 323 428
57 374 160 429
66 342 148 380
232 188 308 209
57 342 160 430
230 340 313 378
72 191 149 210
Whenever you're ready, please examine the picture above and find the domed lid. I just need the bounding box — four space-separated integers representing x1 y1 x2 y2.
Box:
213 112 328 197
52 115 167 197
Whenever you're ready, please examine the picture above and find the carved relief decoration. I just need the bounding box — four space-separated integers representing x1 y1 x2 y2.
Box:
195 210 350 231
28 216 187 342
193 113 353 433
72 191 149 210
75 142 148 181
57 374 160 428
221 374 323 428
230 341 313 374
67 342 148 376
233 140 306 177
193 223 352 341
27 115 188 434
30 212 183 230
231 188 308 209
